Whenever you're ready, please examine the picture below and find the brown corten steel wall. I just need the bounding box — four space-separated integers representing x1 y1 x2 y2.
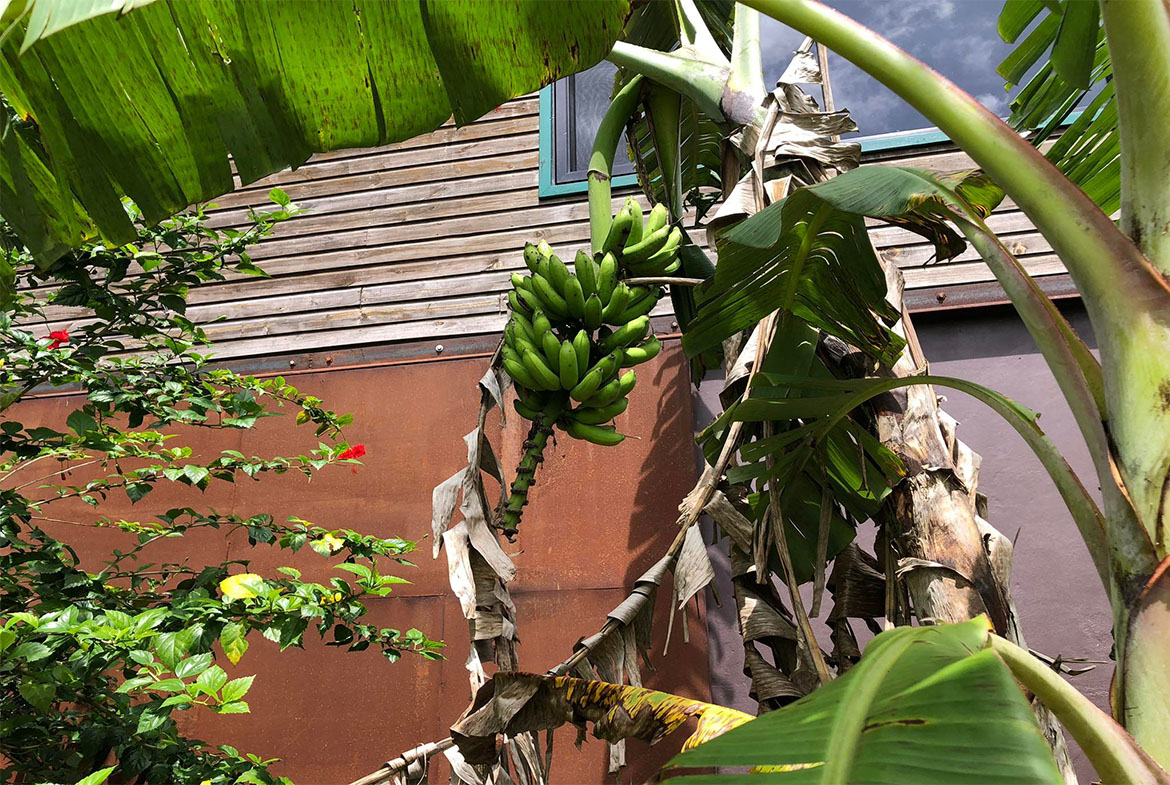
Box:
18 342 709 784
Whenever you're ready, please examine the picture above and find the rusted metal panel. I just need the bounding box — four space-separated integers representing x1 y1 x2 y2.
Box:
13 344 707 784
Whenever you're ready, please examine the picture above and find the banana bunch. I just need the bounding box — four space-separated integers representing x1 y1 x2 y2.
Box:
498 198 682 535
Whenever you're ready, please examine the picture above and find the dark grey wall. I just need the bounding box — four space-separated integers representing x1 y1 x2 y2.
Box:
698 303 1111 779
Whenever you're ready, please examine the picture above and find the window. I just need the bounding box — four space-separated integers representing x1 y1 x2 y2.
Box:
540 60 639 197
540 1 1040 196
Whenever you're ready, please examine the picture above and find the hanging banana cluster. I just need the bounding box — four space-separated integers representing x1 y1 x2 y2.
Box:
498 198 683 535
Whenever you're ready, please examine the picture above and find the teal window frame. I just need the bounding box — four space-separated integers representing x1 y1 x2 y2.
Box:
538 85 639 198
537 85 1084 198
536 84 954 199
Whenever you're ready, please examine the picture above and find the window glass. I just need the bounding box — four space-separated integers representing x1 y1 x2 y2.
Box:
550 61 635 185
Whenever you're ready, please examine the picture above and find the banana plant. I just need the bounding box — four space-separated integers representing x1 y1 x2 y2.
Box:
5 0 1170 782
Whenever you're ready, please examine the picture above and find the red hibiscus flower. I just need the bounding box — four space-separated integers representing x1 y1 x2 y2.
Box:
44 330 70 349
338 444 366 460
337 444 366 473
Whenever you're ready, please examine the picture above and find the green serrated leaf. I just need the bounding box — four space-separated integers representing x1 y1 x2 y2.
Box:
221 674 255 704
220 622 249 666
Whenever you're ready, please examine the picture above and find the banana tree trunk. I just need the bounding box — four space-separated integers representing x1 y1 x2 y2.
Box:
1099 0 1170 761
855 261 1076 782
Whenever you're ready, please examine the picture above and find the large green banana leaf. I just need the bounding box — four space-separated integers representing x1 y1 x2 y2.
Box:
667 617 1063 784
996 0 1118 214
0 0 629 263
680 165 1004 367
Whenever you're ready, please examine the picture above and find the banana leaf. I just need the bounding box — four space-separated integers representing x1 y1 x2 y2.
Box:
996 0 1118 213
0 0 630 263
680 186 902 363
451 672 752 766
681 165 1004 365
667 617 1063 784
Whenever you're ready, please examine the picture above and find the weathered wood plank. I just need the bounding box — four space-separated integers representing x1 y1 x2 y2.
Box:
208 151 540 208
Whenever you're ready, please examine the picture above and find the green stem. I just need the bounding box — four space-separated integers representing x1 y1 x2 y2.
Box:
728 5 766 103
990 635 1170 785
958 216 1156 597
673 0 724 57
500 400 562 537
645 83 684 220
1100 0 1170 279
588 75 644 254
607 42 730 123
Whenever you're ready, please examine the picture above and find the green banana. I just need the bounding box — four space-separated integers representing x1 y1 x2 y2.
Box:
537 240 554 258
620 224 672 265
601 283 631 324
503 355 540 390
621 335 662 366
532 310 552 338
523 243 548 277
540 330 562 374
572 396 628 425
564 420 626 446
522 349 561 391
662 259 681 274
516 386 549 410
585 369 636 407
510 272 529 290
626 227 682 274
514 398 543 420
617 289 661 322
602 348 625 381
504 321 527 351
583 294 604 331
508 290 532 316
563 274 586 320
532 273 568 317
510 312 537 344
558 340 579 390
515 286 544 314
602 205 636 255
572 329 590 377
546 253 571 296
623 199 644 249
574 250 598 298
644 202 668 235
601 315 650 351
569 351 621 402
597 252 618 304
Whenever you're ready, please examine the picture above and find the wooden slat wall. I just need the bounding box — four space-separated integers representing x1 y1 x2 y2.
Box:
42 97 1064 360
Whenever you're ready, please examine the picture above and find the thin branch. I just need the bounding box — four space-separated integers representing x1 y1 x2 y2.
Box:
623 276 704 287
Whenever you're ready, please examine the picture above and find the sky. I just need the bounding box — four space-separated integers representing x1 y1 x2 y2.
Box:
760 0 1023 138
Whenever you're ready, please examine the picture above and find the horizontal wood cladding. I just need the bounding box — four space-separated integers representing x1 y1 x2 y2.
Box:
42 97 1068 360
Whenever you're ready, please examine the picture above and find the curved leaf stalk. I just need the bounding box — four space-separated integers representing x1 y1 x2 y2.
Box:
588 75 645 253
955 218 1156 592
990 635 1170 785
1100 0 1170 281
727 5 766 105
760 372 1109 586
744 0 1170 559
673 0 725 58
607 41 731 123
500 400 562 538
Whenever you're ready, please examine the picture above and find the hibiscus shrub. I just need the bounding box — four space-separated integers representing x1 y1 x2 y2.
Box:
0 195 441 785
